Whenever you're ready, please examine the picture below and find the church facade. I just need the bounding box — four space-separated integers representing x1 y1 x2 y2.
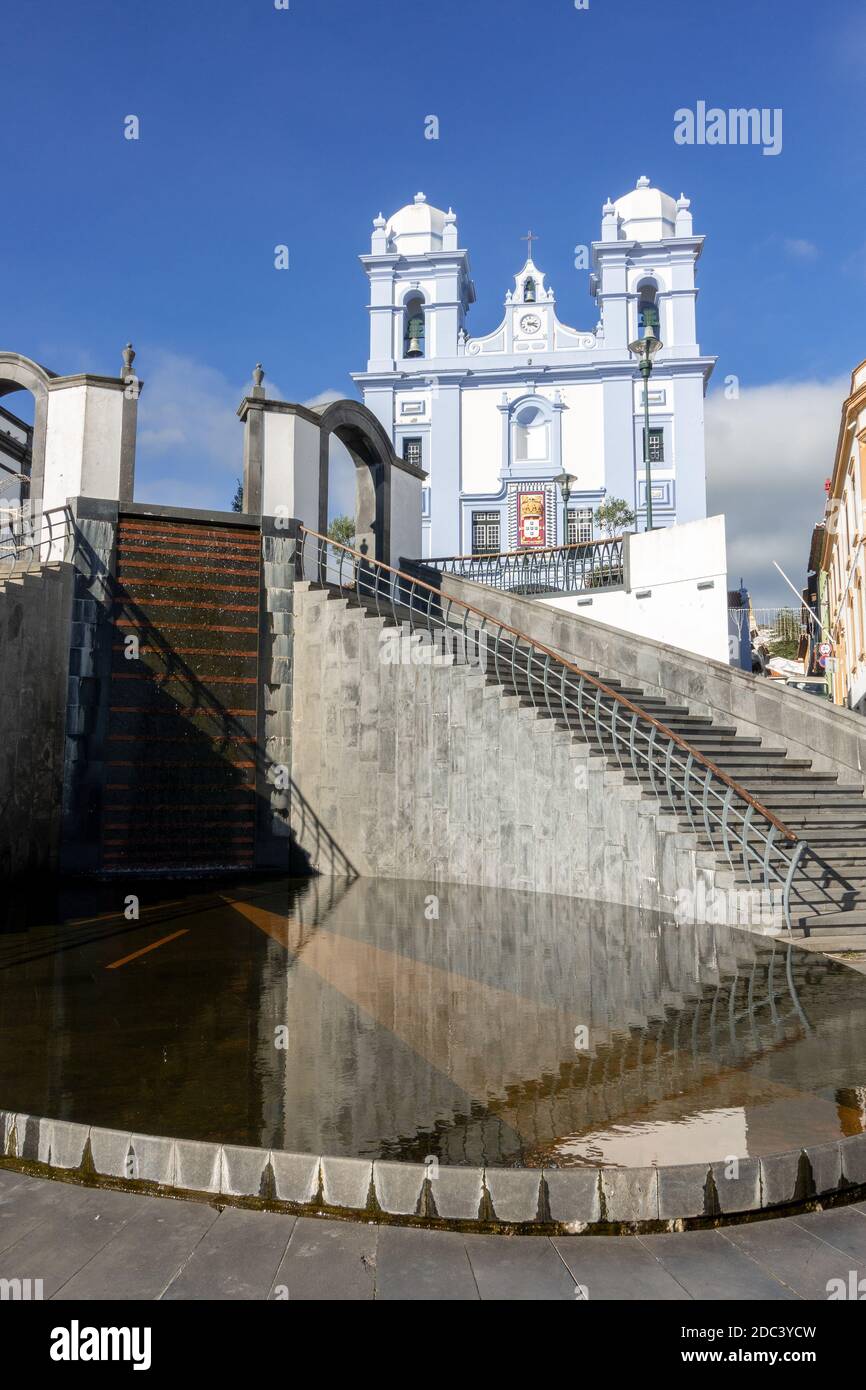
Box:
352 178 716 559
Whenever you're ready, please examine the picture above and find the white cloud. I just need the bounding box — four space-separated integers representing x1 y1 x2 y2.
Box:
706 376 845 605
135 350 245 478
783 238 818 261
133 350 337 509
303 388 345 410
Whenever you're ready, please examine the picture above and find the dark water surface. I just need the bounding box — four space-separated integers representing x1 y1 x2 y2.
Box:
2 877 865 1168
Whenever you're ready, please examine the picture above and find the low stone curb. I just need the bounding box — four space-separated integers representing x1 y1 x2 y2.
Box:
3 1110 865 1232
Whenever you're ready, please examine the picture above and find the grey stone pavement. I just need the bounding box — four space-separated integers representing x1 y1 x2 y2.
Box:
2 1168 866 1301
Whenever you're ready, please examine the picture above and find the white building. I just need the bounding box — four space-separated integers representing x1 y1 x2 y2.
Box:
353 178 716 559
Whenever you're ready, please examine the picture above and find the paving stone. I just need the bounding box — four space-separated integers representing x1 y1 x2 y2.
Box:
173 1139 221 1195
724 1216 858 1299
464 1234 576 1299
271 1151 320 1206
657 1164 711 1220
543 1168 601 1227
428 1166 484 1221
271 1216 377 1300
373 1161 424 1217
321 1156 372 1212
375 1225 477 1300
601 1166 659 1223
760 1149 803 1208
483 1167 542 1224
53 1195 220 1300
221 1145 272 1199
806 1141 842 1197
0 1174 93 1257
709 1156 761 1214
162 1206 295 1301
89 1128 132 1180
642 1229 797 1301
794 1207 866 1263
0 1186 134 1298
841 1133 866 1186
554 1233 692 1301
37 1120 89 1172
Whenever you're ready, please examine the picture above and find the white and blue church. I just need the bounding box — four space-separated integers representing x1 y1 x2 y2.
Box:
352 177 716 559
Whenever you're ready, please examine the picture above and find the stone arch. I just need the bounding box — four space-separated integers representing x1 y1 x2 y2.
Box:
0 351 56 518
316 399 401 564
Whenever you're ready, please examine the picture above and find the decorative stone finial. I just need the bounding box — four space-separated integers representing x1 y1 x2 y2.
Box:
122 342 136 374
445 207 456 224
602 197 615 215
677 193 691 209
373 212 386 229
414 191 427 204
253 363 265 388
636 175 651 188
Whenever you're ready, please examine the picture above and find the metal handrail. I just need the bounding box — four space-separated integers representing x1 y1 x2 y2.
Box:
0 505 74 572
297 525 821 935
418 536 625 595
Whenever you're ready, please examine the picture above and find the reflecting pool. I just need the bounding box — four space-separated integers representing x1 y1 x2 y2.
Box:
1 876 865 1167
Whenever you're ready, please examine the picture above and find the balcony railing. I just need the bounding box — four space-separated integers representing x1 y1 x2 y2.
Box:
417 537 625 596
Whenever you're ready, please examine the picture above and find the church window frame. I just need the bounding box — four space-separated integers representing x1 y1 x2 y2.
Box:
402 437 423 468
471 510 501 555
567 506 594 544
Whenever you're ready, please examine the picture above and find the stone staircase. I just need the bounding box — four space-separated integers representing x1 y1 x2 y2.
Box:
318 572 865 943
490 648 866 938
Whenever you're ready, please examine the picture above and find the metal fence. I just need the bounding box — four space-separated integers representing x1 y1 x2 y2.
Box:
297 526 847 937
418 537 625 596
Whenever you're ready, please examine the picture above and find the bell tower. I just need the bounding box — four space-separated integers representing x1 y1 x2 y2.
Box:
359 193 475 372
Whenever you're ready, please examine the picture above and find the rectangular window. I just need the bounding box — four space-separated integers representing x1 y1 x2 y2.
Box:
472 511 501 555
402 437 423 468
644 427 665 465
567 507 594 544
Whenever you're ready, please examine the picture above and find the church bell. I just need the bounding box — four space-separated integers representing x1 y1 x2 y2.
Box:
406 313 425 358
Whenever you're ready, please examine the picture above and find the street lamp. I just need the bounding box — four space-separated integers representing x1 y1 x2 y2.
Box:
628 322 663 530
554 470 577 546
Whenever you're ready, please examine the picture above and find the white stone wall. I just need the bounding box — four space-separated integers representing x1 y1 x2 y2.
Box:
544 516 730 663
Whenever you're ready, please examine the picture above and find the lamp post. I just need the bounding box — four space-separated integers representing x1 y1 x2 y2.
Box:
554 470 577 588
554 470 576 544
628 322 663 531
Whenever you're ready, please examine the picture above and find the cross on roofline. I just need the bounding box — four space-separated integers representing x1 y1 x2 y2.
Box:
521 230 539 259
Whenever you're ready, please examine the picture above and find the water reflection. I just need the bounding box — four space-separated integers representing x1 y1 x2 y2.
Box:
1 876 865 1167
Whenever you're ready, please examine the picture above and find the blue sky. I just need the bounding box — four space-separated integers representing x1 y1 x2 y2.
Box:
3 0 865 598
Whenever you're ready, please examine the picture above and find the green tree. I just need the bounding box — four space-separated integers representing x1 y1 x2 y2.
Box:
594 497 636 538
231 479 244 513
328 514 356 545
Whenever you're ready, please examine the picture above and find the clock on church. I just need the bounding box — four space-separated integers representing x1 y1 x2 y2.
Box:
519 313 542 335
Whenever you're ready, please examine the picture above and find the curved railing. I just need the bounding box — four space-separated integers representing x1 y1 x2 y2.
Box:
0 506 73 575
418 537 625 595
296 526 834 936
